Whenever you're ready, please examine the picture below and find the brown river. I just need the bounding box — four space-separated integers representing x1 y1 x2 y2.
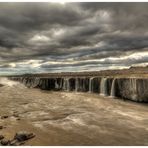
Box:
0 78 147 146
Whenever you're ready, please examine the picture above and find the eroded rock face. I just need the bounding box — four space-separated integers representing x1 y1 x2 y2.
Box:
9 77 148 102
115 78 148 102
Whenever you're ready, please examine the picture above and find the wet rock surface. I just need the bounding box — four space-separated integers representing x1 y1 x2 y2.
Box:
1 139 10 145
0 126 3 130
0 135 4 140
1 116 9 119
0 131 35 146
10 76 148 102
14 131 35 142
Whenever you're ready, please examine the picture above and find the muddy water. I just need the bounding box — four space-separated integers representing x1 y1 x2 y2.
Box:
0 78 148 145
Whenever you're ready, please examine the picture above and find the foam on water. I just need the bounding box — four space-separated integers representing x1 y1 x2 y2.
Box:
0 77 20 87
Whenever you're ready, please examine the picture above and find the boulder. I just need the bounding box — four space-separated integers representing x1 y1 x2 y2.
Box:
1 115 9 119
0 126 3 130
14 131 35 142
0 135 4 140
1 139 10 146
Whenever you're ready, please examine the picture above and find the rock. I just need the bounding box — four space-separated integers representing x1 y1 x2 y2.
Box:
19 142 25 145
16 118 21 121
0 126 3 129
1 115 9 119
0 135 4 140
14 131 35 142
9 140 17 146
0 84 4 87
1 139 10 146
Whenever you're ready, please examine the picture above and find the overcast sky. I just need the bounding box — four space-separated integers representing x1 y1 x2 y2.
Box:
0 2 148 75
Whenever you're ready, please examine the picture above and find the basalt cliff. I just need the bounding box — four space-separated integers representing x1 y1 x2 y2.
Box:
8 66 148 102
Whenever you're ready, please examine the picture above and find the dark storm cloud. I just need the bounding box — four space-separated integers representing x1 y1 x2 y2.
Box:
0 2 148 74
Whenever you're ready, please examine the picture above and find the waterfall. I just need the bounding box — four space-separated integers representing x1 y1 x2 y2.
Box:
66 78 70 91
89 77 93 93
63 78 66 90
110 78 116 97
63 78 70 91
75 78 79 92
82 79 85 91
55 79 59 89
130 78 137 100
31 77 40 88
100 77 107 96
130 78 137 93
60 79 63 89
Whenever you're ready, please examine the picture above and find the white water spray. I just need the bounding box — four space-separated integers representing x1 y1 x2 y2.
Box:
0 77 20 87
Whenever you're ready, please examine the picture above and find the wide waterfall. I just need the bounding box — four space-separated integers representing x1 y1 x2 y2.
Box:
9 76 148 102
100 77 107 96
110 78 116 97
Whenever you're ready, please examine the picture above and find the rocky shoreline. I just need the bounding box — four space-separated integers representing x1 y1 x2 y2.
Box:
0 114 35 146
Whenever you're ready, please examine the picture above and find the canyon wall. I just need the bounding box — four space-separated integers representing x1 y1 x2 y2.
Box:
10 77 148 102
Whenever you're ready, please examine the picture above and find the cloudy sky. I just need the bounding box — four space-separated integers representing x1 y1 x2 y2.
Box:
0 2 148 75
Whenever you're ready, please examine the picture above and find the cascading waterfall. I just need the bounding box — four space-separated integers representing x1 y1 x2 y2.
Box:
130 78 137 100
82 78 85 91
60 79 63 89
110 78 116 97
89 77 93 93
67 78 70 91
75 78 79 92
63 78 67 90
10 76 148 102
55 79 59 89
31 77 40 88
100 77 107 96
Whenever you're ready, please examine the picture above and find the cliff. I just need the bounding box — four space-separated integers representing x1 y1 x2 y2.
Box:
9 76 148 102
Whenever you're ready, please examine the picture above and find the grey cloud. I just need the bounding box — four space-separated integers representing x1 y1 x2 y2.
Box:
0 2 148 74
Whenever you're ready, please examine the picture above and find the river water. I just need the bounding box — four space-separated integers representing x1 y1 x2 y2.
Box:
0 78 148 145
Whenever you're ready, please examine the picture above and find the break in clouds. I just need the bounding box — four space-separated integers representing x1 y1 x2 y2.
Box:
0 3 148 75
